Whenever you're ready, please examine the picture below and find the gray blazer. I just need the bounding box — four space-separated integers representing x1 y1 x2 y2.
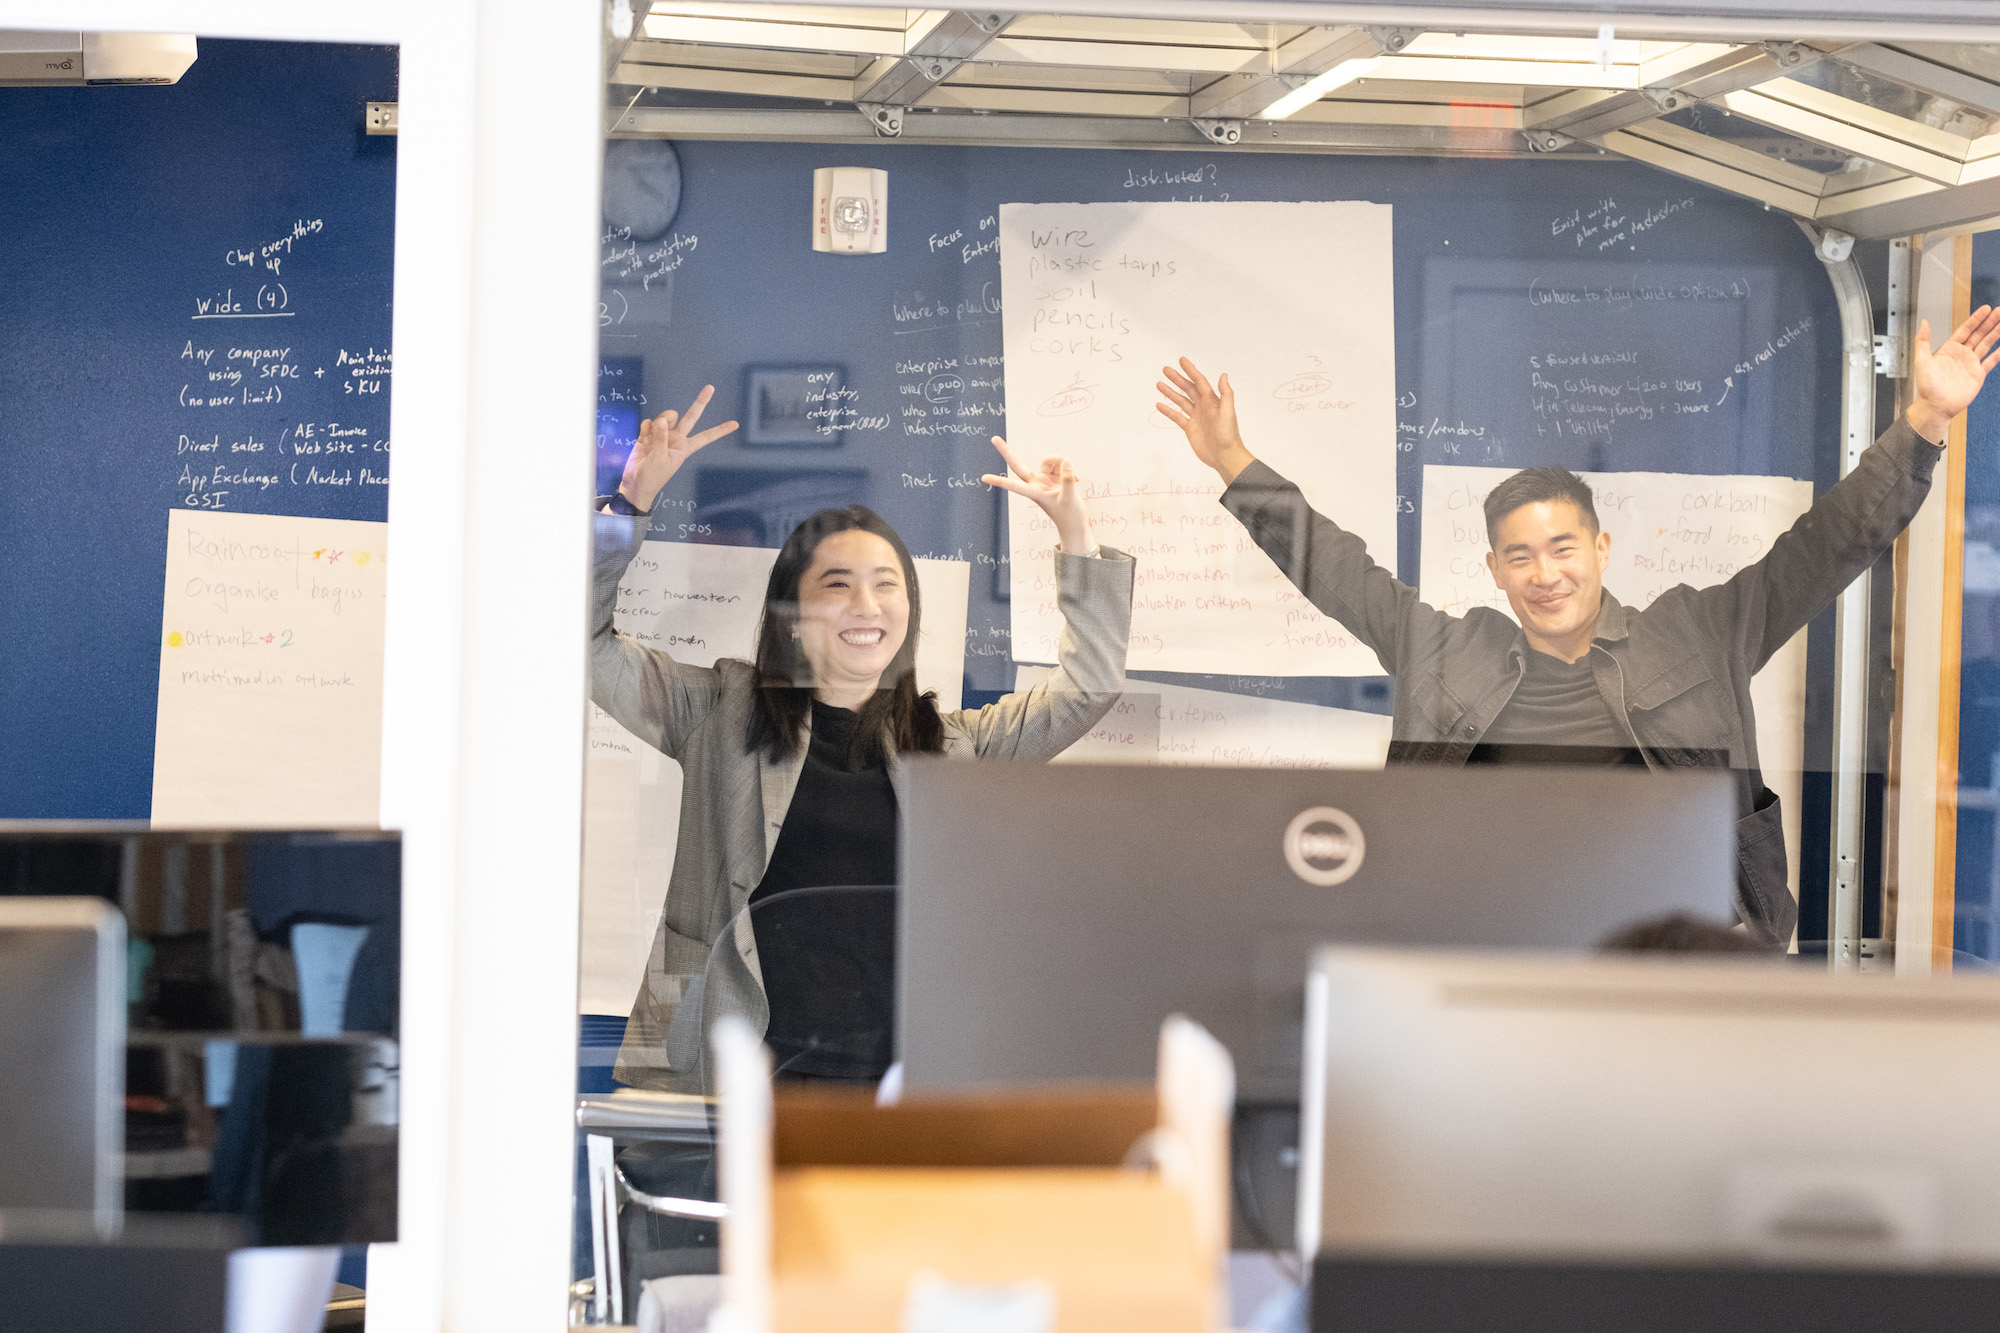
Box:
589 508 1135 1091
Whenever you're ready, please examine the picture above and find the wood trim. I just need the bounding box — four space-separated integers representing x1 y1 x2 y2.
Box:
1933 235 1974 970
1885 523 1912 936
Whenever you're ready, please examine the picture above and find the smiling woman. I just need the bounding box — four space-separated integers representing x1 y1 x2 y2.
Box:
589 390 1136 1093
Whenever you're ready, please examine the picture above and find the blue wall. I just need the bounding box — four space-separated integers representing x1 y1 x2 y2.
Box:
0 40 397 817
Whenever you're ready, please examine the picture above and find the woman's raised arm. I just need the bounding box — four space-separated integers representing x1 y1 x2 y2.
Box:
591 390 741 758
955 438 1133 759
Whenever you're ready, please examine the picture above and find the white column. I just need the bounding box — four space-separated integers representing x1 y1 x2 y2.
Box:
437 0 601 1328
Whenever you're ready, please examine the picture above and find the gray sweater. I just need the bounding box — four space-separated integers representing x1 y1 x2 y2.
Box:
589 507 1135 1091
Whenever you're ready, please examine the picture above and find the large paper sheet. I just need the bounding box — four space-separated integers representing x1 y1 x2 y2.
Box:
150 509 387 826
999 201 1397 676
608 541 968 710
579 541 970 1014
1017 666 1391 770
1418 465 1815 902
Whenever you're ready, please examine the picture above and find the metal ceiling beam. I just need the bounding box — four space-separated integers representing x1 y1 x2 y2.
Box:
1813 174 2000 239
1667 41 1820 99
852 10 1013 106
1524 86 1691 138
610 103 1559 158
1523 43 1798 138
606 0 657 79
1713 84 1966 183
1188 25 1413 122
1820 42 2000 119
1595 124 1823 215
605 0 659 130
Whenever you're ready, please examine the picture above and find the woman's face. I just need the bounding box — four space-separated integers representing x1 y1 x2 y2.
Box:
793 529 911 694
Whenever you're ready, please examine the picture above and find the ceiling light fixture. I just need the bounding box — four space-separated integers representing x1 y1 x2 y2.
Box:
1257 57 1382 120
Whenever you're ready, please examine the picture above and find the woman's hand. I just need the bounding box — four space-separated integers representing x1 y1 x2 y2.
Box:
984 436 1094 555
1909 306 2000 443
1157 357 1255 485
617 386 740 512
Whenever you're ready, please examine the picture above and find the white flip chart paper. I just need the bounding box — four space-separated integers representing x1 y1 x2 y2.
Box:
1016 666 1392 770
579 540 970 1015
1418 464 1815 902
608 540 969 710
999 200 1398 676
150 509 387 826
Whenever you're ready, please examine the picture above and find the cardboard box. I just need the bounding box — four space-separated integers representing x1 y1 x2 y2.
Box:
710 1019 1234 1333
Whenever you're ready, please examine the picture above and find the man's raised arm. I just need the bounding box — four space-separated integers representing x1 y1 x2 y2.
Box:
1156 357 1438 674
1704 306 2000 672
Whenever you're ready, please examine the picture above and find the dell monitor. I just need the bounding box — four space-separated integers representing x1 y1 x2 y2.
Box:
897 761 1737 1102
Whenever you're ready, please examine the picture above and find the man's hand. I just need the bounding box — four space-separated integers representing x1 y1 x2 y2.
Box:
983 436 1094 555
1909 306 2000 443
1156 358 1255 484
617 386 739 512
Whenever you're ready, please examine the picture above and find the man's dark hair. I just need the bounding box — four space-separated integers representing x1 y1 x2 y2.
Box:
1483 465 1599 548
1596 911 1775 955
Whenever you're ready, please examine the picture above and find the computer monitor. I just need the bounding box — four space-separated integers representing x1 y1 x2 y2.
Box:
897 761 1736 1101
0 896 126 1233
1297 947 2000 1329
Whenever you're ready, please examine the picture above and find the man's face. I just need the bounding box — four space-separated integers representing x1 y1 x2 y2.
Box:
1484 500 1611 653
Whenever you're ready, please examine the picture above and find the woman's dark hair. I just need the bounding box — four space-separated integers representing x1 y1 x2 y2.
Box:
747 505 945 767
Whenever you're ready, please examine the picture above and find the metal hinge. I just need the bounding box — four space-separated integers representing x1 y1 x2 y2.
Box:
1192 117 1242 145
1522 128 1574 153
365 101 398 135
1872 334 1895 374
1364 26 1420 54
1759 41 1819 74
1880 236 1913 379
858 102 904 137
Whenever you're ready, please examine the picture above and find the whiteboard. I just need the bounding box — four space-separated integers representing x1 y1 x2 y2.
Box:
1016 665 1391 771
998 200 1398 676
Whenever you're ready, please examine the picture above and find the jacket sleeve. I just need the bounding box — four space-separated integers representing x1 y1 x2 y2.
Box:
589 503 728 759
1219 459 1446 676
950 546 1135 759
1688 419 1945 673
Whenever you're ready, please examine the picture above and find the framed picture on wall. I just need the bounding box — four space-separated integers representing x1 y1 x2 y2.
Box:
743 364 844 447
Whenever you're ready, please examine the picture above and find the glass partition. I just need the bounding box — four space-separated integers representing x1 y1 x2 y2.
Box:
575 10 2000 1318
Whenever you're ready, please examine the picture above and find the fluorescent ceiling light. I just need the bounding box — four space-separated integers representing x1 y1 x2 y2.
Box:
1258 57 1381 120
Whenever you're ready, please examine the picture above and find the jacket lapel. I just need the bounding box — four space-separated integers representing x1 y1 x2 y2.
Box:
755 709 810 877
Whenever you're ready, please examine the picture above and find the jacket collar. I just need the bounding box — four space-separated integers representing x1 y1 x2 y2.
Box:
1591 590 1634 644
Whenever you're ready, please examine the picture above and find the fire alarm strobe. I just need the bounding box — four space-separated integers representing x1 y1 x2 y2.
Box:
813 167 888 255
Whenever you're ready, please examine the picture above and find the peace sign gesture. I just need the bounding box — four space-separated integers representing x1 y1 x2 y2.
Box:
983 436 1095 555
617 385 740 511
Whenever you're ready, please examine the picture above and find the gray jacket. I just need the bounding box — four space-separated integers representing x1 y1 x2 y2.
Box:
589 508 1135 1091
1219 419 1946 947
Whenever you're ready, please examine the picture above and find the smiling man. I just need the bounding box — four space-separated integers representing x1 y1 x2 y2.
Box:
1157 309 2000 947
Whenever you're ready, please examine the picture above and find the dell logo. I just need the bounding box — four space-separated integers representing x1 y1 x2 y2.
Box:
1284 806 1365 886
